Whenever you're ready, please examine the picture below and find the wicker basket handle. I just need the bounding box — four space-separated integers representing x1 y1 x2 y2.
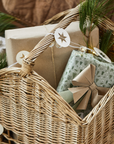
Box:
20 4 81 76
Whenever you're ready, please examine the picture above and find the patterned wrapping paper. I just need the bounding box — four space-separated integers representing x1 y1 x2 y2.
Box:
57 50 114 92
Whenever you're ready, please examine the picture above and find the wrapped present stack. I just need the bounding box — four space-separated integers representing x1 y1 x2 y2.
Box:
4 0 114 119
57 50 114 92
57 50 114 117
5 21 113 119
5 21 99 89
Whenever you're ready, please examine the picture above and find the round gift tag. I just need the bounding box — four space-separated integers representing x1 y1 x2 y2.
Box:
94 47 111 63
16 51 29 65
0 124 4 135
54 28 70 47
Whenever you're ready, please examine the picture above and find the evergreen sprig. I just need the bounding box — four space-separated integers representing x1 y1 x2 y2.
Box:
100 30 114 54
0 53 7 69
79 0 114 47
0 12 29 37
0 12 17 36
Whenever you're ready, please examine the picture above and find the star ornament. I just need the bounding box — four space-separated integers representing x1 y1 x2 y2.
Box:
58 33 67 43
54 28 70 47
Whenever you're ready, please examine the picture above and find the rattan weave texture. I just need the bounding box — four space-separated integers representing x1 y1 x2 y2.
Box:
0 1 114 143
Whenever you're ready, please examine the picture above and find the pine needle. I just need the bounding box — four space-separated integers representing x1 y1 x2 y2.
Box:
0 53 7 69
100 30 114 53
79 0 114 47
0 12 17 36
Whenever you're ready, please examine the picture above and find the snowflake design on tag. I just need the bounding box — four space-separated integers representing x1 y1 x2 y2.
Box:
54 28 70 47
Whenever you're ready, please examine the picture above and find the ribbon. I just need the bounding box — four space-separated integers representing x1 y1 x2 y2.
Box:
69 64 110 110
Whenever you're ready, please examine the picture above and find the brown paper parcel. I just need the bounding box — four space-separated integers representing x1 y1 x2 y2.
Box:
69 64 110 110
5 21 99 89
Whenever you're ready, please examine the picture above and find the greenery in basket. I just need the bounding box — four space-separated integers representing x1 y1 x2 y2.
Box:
0 53 7 69
0 12 17 36
100 30 114 54
0 12 30 69
79 0 114 52
0 12 29 37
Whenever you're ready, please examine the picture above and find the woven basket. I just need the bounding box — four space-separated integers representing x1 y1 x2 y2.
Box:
0 2 114 144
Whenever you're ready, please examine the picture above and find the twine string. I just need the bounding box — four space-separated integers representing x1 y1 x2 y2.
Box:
8 62 18 68
51 46 57 88
44 26 57 88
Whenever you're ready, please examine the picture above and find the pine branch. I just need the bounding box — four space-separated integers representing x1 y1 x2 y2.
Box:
100 30 114 54
79 0 114 47
0 12 17 36
0 12 30 37
0 53 7 69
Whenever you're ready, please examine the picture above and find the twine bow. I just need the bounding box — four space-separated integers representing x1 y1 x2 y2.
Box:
69 64 110 110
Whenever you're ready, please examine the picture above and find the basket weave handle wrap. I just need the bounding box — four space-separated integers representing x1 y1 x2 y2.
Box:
20 4 81 76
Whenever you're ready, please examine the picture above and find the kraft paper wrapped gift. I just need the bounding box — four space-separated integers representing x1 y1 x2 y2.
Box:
58 64 109 118
58 90 90 118
5 21 99 89
57 50 114 92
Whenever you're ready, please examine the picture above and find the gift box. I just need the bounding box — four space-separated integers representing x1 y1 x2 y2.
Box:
5 21 99 89
57 50 114 92
58 89 92 118
58 64 110 118
58 90 91 118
